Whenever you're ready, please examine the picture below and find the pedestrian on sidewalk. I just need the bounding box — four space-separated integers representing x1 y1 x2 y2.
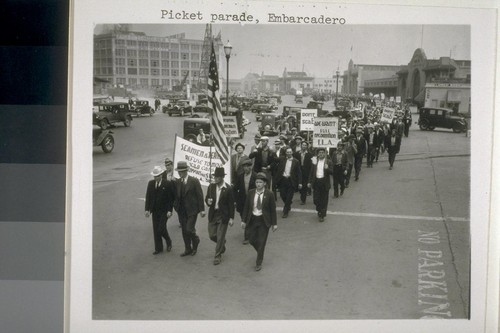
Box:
274 146 302 218
173 161 206 257
205 167 235 265
241 172 278 271
308 147 333 222
234 157 256 244
145 166 175 255
384 128 401 170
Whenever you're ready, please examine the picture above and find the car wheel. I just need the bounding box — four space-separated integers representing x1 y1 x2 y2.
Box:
124 116 131 127
99 119 108 130
419 120 429 130
452 124 464 133
186 134 197 143
101 135 114 153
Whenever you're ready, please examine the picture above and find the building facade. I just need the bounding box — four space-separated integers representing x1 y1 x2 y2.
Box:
312 76 343 94
363 75 399 97
396 48 471 106
424 82 471 114
282 69 314 94
93 30 224 92
342 60 401 95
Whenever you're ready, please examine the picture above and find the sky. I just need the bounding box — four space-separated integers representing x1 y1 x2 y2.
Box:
120 24 470 80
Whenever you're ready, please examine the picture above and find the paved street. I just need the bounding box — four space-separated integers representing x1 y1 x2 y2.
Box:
93 96 470 320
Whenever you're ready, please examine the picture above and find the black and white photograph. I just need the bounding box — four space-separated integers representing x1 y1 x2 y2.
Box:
69 1 497 332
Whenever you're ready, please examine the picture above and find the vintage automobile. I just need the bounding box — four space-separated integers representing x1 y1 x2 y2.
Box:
130 100 155 117
258 113 283 136
163 99 193 116
93 102 133 129
418 107 467 133
92 96 113 112
250 103 276 114
183 117 211 145
93 125 114 153
192 103 212 117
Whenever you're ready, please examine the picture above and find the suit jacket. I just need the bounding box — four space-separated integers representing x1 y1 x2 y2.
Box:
293 150 313 183
249 147 277 174
354 134 367 157
308 157 333 187
230 153 248 183
331 150 348 169
344 142 357 165
145 178 175 215
242 189 277 228
384 135 402 154
274 156 302 190
205 182 235 224
234 171 257 213
173 176 205 216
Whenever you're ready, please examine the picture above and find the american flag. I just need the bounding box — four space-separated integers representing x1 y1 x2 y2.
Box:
207 42 230 164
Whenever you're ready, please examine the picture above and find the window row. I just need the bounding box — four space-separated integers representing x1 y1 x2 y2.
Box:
113 39 201 51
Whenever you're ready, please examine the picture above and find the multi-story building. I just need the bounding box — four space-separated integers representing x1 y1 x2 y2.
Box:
312 76 343 94
282 69 314 94
363 75 399 97
342 60 402 95
93 30 224 92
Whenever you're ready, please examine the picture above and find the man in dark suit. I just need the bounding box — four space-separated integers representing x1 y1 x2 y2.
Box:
241 172 278 271
308 148 333 222
205 167 235 265
173 161 206 256
248 136 277 188
364 124 379 168
294 141 313 205
145 166 175 255
331 142 348 198
384 128 402 170
274 147 302 218
230 143 247 185
233 157 256 244
354 126 367 181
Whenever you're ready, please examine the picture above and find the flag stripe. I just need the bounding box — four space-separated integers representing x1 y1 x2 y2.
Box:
207 42 230 164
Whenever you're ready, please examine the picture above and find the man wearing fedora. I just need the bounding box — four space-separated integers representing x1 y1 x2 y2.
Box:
145 166 175 255
233 156 256 244
173 161 206 256
241 172 278 271
249 136 277 189
205 167 235 265
230 142 247 185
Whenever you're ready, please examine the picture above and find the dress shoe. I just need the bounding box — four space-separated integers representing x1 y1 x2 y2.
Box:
221 245 226 254
300 201 305 205
243 239 249 245
153 251 162 255
334 194 339 198
213 257 221 265
389 166 393 170
191 249 197 256
255 265 262 271
166 245 172 252
319 216 324 222
282 213 288 218
340 190 344 196
180 251 192 257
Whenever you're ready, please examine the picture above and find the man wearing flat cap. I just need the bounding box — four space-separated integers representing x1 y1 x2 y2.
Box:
242 172 278 271
145 166 175 255
233 156 256 244
249 136 277 189
173 161 206 256
205 167 235 265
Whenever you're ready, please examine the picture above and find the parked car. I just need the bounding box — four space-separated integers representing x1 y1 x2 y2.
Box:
258 113 283 136
192 103 212 117
164 99 193 116
93 125 114 153
93 102 133 129
183 117 211 145
92 96 113 112
250 103 276 114
130 100 155 117
418 107 467 133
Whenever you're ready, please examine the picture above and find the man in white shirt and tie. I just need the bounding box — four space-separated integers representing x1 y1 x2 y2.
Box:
307 148 333 222
274 147 302 218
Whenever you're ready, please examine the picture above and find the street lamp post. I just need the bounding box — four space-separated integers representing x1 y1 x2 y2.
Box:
224 41 232 116
335 69 340 109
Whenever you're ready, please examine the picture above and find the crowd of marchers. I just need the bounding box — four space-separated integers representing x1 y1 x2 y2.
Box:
143 105 413 272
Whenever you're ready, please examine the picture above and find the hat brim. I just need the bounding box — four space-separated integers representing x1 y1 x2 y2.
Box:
175 167 189 171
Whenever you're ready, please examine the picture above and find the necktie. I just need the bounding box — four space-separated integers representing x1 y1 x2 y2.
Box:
256 192 262 210
156 181 160 189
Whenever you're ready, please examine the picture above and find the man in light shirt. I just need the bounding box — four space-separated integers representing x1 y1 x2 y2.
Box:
307 148 333 222
241 172 278 271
